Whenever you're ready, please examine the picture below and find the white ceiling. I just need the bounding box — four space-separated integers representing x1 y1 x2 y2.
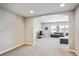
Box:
39 15 69 23
0 3 78 17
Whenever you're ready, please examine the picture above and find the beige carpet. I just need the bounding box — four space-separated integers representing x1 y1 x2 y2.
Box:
1 37 76 56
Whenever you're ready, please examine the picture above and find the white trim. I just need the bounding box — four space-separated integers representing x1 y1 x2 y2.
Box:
0 43 24 55
24 43 33 45
0 42 33 55
69 49 79 56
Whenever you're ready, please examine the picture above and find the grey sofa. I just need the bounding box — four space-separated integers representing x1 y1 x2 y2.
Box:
51 32 64 38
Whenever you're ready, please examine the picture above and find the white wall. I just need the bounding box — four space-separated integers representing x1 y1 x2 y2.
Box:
33 18 41 43
42 23 51 37
15 16 24 45
24 17 42 45
74 6 79 51
0 8 24 52
25 18 33 45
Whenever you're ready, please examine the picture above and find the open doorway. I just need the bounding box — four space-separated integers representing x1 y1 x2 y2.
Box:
33 14 72 55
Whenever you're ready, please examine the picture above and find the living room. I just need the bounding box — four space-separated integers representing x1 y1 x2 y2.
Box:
0 3 79 56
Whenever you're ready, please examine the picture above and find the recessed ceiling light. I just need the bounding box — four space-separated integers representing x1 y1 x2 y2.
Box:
30 10 34 14
60 3 65 7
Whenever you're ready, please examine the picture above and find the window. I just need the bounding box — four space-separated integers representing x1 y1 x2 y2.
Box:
65 25 69 33
59 25 65 32
65 25 69 28
51 25 69 33
51 26 57 33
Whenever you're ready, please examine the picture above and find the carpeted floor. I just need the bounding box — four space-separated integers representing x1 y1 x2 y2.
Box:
0 37 76 56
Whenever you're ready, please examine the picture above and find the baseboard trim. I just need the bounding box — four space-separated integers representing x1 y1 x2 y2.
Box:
0 43 24 55
0 43 32 55
69 49 79 56
24 43 33 45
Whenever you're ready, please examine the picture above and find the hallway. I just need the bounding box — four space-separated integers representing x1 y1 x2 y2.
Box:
1 38 76 56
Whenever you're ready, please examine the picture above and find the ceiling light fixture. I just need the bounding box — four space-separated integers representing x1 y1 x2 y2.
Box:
60 3 65 7
30 10 34 14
